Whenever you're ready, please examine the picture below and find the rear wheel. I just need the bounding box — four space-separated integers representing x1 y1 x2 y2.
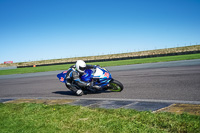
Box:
108 79 123 92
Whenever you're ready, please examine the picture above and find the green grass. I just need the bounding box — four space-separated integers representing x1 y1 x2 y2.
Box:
0 103 199 133
1 45 200 67
1 53 200 75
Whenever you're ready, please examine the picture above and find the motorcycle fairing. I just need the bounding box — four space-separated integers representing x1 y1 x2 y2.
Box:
81 67 112 87
57 71 67 83
81 69 93 82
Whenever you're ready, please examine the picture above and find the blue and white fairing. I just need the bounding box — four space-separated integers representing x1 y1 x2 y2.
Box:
81 67 112 87
57 71 68 83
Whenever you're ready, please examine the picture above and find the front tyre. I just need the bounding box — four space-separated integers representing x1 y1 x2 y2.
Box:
108 79 123 92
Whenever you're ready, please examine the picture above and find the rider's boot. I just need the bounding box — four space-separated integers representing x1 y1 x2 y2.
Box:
66 82 83 96
76 90 83 96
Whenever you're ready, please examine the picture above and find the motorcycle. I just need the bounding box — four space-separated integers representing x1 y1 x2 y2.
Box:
57 66 123 94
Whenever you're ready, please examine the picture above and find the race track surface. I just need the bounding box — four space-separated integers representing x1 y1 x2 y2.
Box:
0 59 200 104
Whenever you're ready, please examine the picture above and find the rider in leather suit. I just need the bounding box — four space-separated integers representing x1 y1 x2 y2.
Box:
65 60 100 96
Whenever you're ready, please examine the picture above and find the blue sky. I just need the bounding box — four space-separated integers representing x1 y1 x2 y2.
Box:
0 0 200 63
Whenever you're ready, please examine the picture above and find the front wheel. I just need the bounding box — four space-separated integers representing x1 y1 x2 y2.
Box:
108 79 123 92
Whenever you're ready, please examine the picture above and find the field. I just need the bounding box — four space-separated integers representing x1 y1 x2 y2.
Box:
0 45 200 67
0 103 200 133
0 53 200 75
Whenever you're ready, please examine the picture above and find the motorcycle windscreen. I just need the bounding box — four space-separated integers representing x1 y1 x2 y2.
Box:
94 67 112 79
57 71 68 83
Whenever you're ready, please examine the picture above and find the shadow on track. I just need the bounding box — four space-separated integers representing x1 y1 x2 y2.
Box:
52 90 112 96
52 91 76 96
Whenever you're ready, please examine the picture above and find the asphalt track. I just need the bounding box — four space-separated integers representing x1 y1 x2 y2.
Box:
0 59 200 105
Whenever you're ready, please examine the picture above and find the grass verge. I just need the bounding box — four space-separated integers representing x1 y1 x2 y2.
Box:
0 53 200 75
0 103 200 133
1 45 200 67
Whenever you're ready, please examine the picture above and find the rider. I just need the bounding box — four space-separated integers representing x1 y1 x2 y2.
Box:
65 60 100 96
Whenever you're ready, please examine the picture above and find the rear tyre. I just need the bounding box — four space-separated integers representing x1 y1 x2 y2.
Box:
108 79 123 92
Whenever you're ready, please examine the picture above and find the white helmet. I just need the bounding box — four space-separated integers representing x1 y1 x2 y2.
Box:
75 60 86 73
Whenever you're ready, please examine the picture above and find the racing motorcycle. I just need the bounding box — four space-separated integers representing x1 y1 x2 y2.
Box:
57 66 123 94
